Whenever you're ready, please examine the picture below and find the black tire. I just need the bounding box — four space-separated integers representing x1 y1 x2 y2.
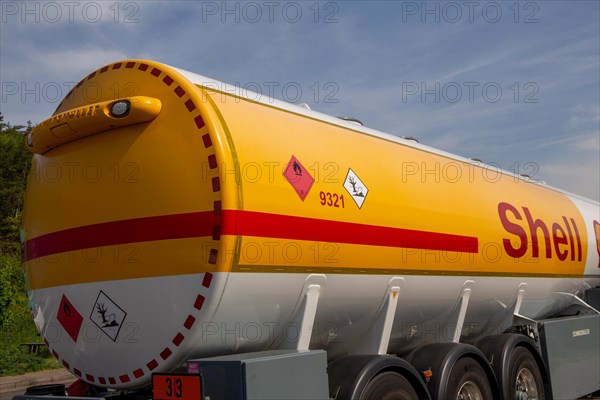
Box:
360 371 419 400
508 347 545 400
445 357 493 400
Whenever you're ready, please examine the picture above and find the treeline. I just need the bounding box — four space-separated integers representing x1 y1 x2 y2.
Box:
0 114 58 375
0 113 32 254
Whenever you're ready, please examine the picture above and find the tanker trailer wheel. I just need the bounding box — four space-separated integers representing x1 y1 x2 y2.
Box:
444 357 493 400
360 371 419 400
508 347 544 400
327 355 430 400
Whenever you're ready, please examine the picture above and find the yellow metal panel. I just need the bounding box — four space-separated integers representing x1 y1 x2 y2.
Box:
22 60 591 290
26 238 215 289
22 60 229 289
204 89 588 276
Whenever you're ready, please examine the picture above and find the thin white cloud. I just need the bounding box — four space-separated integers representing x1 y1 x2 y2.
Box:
534 132 600 151
568 104 600 128
541 157 600 201
570 132 600 152
29 47 129 77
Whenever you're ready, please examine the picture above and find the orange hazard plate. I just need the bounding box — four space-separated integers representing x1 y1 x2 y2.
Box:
152 373 202 400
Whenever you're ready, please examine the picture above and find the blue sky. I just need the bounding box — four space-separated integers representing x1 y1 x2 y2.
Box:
1 1 599 200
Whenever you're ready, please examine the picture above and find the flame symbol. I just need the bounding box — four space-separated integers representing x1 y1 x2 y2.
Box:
293 161 302 176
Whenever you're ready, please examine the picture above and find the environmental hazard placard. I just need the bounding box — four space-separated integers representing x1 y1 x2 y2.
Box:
90 291 127 342
343 168 369 209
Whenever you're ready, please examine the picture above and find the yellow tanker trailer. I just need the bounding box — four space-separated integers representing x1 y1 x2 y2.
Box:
20 60 600 400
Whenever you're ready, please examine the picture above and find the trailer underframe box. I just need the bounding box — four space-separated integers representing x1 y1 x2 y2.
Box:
538 313 600 399
185 350 329 400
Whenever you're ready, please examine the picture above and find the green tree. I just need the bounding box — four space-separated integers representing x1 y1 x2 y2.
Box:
0 115 59 375
0 252 60 375
0 113 32 254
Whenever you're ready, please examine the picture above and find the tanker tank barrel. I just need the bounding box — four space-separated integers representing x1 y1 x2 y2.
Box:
20 59 600 398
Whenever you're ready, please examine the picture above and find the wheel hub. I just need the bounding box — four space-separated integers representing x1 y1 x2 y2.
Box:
515 367 539 400
457 381 483 400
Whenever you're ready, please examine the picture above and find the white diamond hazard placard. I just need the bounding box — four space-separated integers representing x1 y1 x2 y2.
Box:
343 168 368 209
90 291 127 342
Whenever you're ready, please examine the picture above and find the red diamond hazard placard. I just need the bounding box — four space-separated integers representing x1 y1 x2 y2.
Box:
283 155 314 201
57 295 83 342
